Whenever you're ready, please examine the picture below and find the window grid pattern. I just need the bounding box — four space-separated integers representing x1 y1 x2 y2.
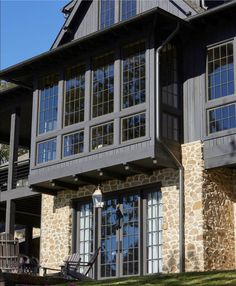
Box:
65 66 85 126
91 122 114 150
208 104 236 134
146 191 162 274
37 139 56 164
122 113 146 142
100 0 115 29
101 198 117 278
208 42 234 100
122 0 136 20
162 113 179 142
63 131 84 157
79 203 93 274
38 75 58 134
93 55 114 118
161 44 178 108
123 43 145 108
122 194 139 276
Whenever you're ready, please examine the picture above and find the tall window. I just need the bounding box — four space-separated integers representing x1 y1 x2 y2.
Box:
162 113 179 142
63 131 84 157
122 0 136 20
37 139 56 164
91 122 114 150
208 42 234 100
123 43 145 109
100 0 115 29
38 75 58 134
65 65 85 126
122 113 146 142
93 54 114 118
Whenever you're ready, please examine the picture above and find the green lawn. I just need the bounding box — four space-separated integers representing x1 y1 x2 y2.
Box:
66 271 236 286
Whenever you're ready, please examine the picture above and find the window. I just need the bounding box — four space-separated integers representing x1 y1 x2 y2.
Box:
37 139 56 164
208 104 236 134
123 43 145 109
93 54 114 118
38 75 58 134
100 0 115 29
91 122 114 150
162 113 179 142
122 113 146 142
63 131 84 157
65 65 85 126
146 191 162 274
208 42 234 100
122 0 136 20
161 44 178 108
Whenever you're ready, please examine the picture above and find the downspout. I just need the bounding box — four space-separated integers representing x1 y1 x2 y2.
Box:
155 23 185 273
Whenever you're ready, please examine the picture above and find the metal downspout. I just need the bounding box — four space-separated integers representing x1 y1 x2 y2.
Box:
155 23 185 273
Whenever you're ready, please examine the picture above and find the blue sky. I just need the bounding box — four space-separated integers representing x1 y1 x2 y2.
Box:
0 0 68 70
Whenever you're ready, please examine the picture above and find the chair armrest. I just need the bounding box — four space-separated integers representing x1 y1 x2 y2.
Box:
40 266 61 276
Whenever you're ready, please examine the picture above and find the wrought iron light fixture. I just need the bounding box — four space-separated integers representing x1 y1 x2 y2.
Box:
92 185 104 208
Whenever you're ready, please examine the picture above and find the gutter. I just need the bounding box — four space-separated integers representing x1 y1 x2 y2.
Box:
155 23 185 273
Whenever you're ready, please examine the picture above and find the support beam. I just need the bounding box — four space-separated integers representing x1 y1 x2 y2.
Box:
31 186 57 196
5 200 15 235
124 163 153 176
97 169 126 181
73 175 97 186
8 109 20 191
50 180 78 191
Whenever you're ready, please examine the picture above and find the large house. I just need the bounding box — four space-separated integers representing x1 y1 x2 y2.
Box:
1 0 236 278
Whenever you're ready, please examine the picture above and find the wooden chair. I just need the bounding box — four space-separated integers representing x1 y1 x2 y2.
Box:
0 233 19 273
42 247 100 281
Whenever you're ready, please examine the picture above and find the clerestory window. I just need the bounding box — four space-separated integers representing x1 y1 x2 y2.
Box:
122 0 136 20
100 0 115 29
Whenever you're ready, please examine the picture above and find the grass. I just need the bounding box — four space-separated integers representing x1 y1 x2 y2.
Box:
62 270 236 286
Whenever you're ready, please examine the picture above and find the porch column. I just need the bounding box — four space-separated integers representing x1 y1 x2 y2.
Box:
5 199 15 235
24 225 33 256
8 109 20 190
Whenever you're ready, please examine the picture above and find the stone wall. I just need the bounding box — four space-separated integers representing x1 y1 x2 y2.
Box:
40 168 180 273
182 140 236 272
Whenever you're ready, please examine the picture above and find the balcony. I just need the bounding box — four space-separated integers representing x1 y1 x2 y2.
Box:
0 159 30 192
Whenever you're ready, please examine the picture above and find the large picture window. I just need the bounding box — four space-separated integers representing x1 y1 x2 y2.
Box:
93 54 114 118
65 65 85 126
207 42 234 100
91 122 114 150
63 131 84 157
100 0 115 29
37 138 56 164
122 113 146 142
38 75 58 134
123 43 145 109
122 0 136 20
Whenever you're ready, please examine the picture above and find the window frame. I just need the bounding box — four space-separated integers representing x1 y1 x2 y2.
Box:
120 0 137 21
99 0 115 30
90 121 114 151
63 129 85 158
37 138 57 165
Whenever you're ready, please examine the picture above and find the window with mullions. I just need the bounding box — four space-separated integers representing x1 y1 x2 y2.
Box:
93 54 114 118
37 139 56 164
63 131 84 157
38 75 58 134
146 191 162 274
100 0 115 29
208 42 234 100
122 0 136 20
122 113 146 142
123 43 145 109
64 65 85 126
91 122 114 150
208 104 236 134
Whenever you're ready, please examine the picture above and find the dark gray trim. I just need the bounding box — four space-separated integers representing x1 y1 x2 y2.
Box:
5 200 15 235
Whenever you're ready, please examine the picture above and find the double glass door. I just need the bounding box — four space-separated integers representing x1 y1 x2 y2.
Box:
100 194 139 278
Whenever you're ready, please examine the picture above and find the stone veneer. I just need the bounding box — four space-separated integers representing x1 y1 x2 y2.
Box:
40 168 180 273
182 140 235 272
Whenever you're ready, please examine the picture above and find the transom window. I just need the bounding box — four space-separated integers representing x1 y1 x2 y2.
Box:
122 0 136 20
123 43 145 109
100 0 115 29
91 122 114 150
38 75 58 134
37 139 56 164
207 42 234 100
64 65 85 126
208 104 236 134
63 130 84 157
93 54 114 118
122 113 146 142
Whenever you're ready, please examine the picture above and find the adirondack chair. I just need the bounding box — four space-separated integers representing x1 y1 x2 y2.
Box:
0 233 19 273
42 247 100 281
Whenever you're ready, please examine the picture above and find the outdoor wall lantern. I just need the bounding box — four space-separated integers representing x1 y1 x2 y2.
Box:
92 185 104 208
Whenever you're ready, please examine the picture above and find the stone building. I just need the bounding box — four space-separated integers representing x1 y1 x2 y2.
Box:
0 0 236 279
